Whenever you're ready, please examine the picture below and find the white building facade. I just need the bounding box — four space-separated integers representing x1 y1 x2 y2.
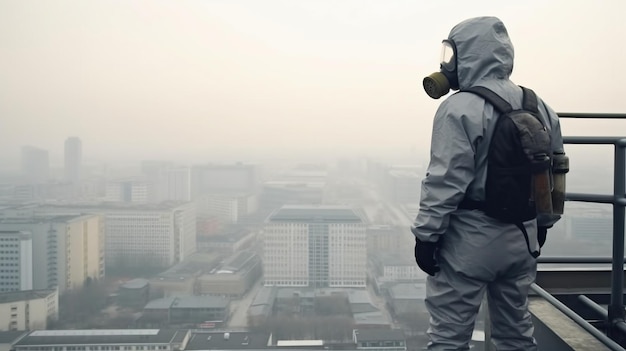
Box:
0 231 33 293
104 202 196 269
0 215 104 294
263 205 366 288
0 288 58 331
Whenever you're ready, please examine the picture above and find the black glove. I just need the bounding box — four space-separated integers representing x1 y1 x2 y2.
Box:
414 238 440 276
538 227 548 248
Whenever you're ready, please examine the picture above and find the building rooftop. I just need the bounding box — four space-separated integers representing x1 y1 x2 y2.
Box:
145 296 230 310
263 181 326 189
387 283 426 300
352 311 389 326
0 289 56 304
251 287 276 307
374 252 415 266
0 331 27 344
354 329 405 342
268 205 363 223
222 250 257 272
13 330 179 346
172 295 229 309
120 278 150 290
184 331 270 350
40 201 192 212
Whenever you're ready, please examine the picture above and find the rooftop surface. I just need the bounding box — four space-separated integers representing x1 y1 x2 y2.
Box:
0 289 56 304
14 330 179 346
145 296 230 310
268 205 363 223
184 331 270 350
354 329 406 342
120 278 149 290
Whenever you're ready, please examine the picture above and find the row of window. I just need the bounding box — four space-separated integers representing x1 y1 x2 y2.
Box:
17 346 169 351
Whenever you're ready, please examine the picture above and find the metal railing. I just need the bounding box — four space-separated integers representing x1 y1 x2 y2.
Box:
532 112 626 349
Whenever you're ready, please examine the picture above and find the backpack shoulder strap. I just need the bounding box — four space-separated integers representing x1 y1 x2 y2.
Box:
463 86 513 114
520 86 539 113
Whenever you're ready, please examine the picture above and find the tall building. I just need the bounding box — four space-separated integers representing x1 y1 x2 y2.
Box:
105 179 149 203
191 163 257 198
196 193 257 224
161 167 191 202
141 162 190 202
263 205 366 288
0 288 58 331
385 168 421 204
30 203 196 270
102 202 196 269
20 146 49 184
0 231 33 293
64 137 82 183
0 215 105 294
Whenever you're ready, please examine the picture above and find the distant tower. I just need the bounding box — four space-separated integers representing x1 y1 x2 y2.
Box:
64 137 82 183
21 146 50 184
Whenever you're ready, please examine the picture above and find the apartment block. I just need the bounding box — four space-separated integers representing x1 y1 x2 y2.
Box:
0 288 58 331
264 205 366 288
0 231 33 293
0 215 105 294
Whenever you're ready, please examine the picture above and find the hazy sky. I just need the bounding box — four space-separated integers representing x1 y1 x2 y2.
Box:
1 0 626 165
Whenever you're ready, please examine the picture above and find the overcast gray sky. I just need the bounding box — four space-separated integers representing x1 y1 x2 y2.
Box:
1 0 625 166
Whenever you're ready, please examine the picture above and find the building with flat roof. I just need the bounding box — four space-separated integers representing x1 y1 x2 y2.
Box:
264 205 366 288
118 279 150 308
105 178 149 203
20 146 49 185
64 137 82 184
191 163 258 197
11 329 188 351
184 331 271 350
196 250 262 297
141 296 230 328
29 202 196 270
352 329 406 351
0 214 105 293
0 331 27 351
0 288 58 331
369 253 426 284
0 231 33 292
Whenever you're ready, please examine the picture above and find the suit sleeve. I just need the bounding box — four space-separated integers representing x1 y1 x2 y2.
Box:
412 99 477 243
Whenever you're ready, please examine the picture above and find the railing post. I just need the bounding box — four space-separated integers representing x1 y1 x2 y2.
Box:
609 139 626 340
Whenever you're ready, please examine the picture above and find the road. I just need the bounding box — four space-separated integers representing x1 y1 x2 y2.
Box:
227 279 264 328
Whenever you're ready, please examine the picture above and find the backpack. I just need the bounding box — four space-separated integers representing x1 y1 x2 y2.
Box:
460 86 552 257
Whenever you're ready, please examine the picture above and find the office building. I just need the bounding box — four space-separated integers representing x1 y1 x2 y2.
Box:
263 205 366 288
196 250 262 297
103 202 196 269
0 288 58 331
196 193 257 224
0 215 105 294
12 330 188 351
141 162 191 202
384 168 421 204
0 231 33 293
191 163 257 198
64 137 82 183
8 202 196 270
20 146 49 184
105 179 149 203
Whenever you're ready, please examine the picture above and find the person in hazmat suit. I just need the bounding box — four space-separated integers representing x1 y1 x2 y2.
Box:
411 16 565 350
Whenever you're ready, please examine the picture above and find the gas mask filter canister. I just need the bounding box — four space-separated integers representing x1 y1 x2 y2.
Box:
423 40 458 99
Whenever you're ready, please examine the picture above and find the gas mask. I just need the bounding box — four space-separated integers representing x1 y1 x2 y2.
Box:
423 40 459 99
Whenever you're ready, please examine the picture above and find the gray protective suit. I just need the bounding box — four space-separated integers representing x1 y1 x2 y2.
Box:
412 17 564 351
